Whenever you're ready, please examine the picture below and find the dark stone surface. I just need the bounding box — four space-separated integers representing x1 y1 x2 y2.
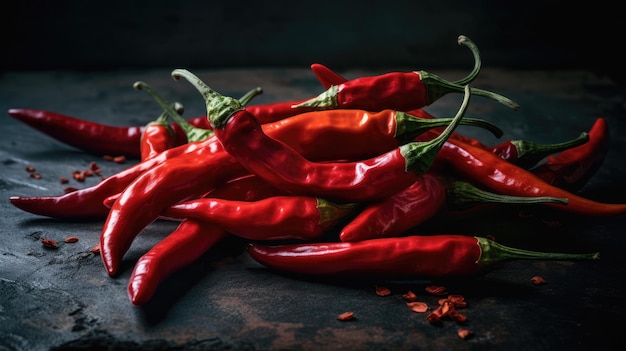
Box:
1 67 625 351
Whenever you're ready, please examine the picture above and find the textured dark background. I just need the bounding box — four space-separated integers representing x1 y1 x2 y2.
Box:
2 0 623 82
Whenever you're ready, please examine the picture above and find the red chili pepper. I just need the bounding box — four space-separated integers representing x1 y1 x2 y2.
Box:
433 138 626 216
139 102 181 161
128 174 283 306
339 173 568 242
163 195 357 241
531 117 609 192
294 36 519 112
247 235 599 278
172 69 471 203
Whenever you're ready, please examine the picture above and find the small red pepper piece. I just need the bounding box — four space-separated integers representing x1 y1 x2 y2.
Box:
247 235 599 278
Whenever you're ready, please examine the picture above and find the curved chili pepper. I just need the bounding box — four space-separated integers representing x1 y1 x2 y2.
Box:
433 138 626 216
172 69 470 203
163 196 357 241
128 174 284 306
139 100 185 161
294 36 519 112
339 173 568 242
531 117 609 192
247 235 599 278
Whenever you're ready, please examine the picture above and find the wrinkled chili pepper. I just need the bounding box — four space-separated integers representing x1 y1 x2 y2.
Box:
339 173 568 242
128 174 286 305
433 138 626 216
162 195 357 241
247 234 599 278
139 102 181 161
294 36 519 112
531 117 609 192
172 69 470 203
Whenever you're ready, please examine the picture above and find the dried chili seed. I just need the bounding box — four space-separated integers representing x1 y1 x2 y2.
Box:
447 295 467 308
25 166 36 172
40 237 58 248
402 290 418 302
531 275 546 285
113 155 126 164
91 245 100 254
337 311 355 321
425 285 448 296
30 173 42 179
89 161 100 171
103 155 114 161
449 310 468 323
59 177 69 184
72 171 85 182
457 328 473 340
375 285 391 296
64 236 79 243
64 186 79 193
406 301 429 313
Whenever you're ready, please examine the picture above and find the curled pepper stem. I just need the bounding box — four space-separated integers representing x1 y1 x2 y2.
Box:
511 132 590 169
446 180 569 209
171 69 244 130
476 236 600 270
401 85 471 174
453 35 482 86
133 81 213 142
395 111 503 144
149 102 183 127
420 70 521 110
239 86 263 106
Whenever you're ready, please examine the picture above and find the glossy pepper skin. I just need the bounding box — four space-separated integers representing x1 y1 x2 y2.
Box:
434 138 626 216
139 102 183 161
127 174 285 306
172 69 471 203
339 173 568 242
295 36 519 112
247 235 599 279
531 117 608 192
163 196 357 241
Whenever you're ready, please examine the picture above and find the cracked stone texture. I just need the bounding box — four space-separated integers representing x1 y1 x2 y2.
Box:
1 67 625 351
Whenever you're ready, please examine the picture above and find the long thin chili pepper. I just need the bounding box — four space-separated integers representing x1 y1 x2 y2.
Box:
172 69 471 203
294 36 519 112
433 138 626 216
247 234 599 279
128 174 284 306
339 173 568 242
531 117 609 192
163 196 357 241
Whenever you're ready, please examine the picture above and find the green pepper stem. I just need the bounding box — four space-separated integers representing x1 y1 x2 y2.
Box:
316 198 358 230
400 85 470 175
394 111 503 145
510 132 590 169
171 69 243 130
133 81 213 142
476 236 599 270
420 71 520 110
447 181 568 209
239 87 263 106
453 35 482 86
150 102 183 127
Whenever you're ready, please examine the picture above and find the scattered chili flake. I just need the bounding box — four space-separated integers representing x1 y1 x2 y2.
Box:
447 295 467 308
375 285 391 296
402 290 418 302
72 171 85 182
425 285 448 296
59 177 69 184
40 237 58 248
89 161 100 171
91 245 101 254
337 311 355 321
406 301 429 313
25 166 36 172
64 236 79 243
113 155 126 164
30 173 42 179
531 275 546 285
449 310 468 323
64 186 79 193
457 328 473 340
103 155 114 161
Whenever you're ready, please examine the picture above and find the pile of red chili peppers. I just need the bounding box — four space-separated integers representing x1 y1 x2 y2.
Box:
9 36 619 315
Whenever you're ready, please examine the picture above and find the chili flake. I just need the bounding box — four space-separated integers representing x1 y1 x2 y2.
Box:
375 285 391 296
337 311 355 321
64 236 79 243
531 275 546 285
425 285 448 296
59 177 69 184
402 290 418 302
25 166 36 172
457 328 473 340
113 155 126 164
91 245 101 254
30 173 42 179
40 237 58 248
406 301 429 313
